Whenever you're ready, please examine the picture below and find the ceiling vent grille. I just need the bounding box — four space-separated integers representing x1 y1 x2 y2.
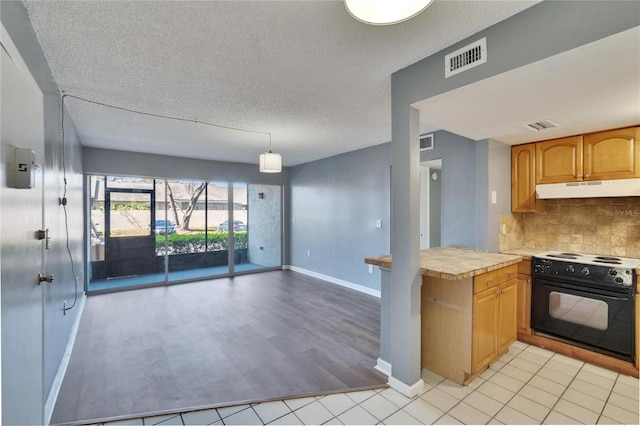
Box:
420 133 434 151
525 119 561 131
445 38 487 78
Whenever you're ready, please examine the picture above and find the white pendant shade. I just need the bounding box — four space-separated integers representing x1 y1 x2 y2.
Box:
345 0 433 25
259 151 282 173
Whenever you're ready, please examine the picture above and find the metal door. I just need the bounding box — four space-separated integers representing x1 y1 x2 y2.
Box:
1 31 45 424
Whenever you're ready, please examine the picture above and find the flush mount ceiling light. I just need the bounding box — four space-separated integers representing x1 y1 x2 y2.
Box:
345 0 434 25
259 134 282 173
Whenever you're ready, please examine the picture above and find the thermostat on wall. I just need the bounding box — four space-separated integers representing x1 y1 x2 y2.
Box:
15 148 36 189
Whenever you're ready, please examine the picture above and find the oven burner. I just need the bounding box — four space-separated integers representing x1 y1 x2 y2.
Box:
594 259 623 265
595 256 622 261
547 253 579 259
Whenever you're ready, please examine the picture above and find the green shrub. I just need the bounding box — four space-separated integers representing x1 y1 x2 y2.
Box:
156 231 247 255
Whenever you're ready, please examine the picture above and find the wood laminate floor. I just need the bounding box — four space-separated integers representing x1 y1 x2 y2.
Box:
51 270 386 424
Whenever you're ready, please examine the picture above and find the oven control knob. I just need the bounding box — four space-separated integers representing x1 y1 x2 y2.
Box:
566 265 575 273
609 269 617 276
581 267 590 276
615 277 624 284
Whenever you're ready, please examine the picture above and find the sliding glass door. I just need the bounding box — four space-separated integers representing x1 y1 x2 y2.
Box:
87 175 282 292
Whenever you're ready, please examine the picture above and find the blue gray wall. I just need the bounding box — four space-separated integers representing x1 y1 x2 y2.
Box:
289 143 390 291
428 169 441 248
1 0 84 421
420 131 477 248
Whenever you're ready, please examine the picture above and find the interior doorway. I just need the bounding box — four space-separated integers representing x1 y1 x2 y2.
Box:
420 159 442 249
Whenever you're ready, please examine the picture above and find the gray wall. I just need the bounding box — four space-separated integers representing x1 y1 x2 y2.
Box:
1 0 84 421
420 131 477 248
428 169 441 248
83 147 289 185
289 143 390 291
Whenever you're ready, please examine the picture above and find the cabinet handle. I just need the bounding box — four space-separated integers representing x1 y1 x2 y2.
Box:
508 271 514 276
497 289 503 295
576 174 582 178
487 278 493 283
585 174 590 178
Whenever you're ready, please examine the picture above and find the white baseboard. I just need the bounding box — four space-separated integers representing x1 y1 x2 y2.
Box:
375 358 392 377
45 294 86 425
285 265 381 298
388 376 425 398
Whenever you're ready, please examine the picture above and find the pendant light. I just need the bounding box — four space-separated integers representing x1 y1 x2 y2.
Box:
345 0 433 25
259 133 282 173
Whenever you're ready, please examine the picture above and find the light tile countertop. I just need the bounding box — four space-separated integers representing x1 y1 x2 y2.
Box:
364 246 523 281
499 247 544 260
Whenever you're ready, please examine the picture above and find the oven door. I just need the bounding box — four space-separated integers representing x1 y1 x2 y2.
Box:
531 277 635 361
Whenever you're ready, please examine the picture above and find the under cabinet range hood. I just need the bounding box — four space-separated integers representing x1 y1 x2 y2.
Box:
536 178 640 199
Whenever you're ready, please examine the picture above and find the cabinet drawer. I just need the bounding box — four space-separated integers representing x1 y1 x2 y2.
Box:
518 260 531 275
474 264 518 294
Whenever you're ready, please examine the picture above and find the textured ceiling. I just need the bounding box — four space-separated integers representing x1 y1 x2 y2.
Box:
24 0 541 167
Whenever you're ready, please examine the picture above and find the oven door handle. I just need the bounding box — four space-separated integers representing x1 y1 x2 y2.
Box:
539 279 633 300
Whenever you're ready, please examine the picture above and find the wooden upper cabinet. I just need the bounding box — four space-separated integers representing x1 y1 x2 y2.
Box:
583 127 640 181
535 135 583 184
511 144 536 212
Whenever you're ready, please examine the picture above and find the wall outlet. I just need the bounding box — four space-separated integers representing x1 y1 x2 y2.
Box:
501 224 507 235
368 265 374 274
491 190 497 204
307 250 311 258
376 219 382 228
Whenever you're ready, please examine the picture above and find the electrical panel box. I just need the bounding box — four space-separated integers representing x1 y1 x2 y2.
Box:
15 148 36 189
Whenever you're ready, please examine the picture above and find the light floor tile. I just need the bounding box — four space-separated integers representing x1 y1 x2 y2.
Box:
143 414 183 425
554 399 599 425
476 381 515 404
322 418 343 425
481 367 498 380
421 369 446 387
318 393 357 417
436 379 473 400
217 404 250 419
581 362 619 380
506 394 550 422
537 366 575 386
561 388 606 413
498 352 515 364
181 408 220 425
268 412 303 425
463 391 503 417
511 340 529 351
613 380 640 401
283 397 316 411
336 405 378 425
543 359 581 377
448 402 490 425
500 364 535 382
515 350 549 367
607 390 640 414
568 378 611 401
489 360 506 372
517 384 559 408
528 375 567 397
467 376 485 390
345 389 377 404
575 370 615 390
487 418 504 425
597 415 622 425
421 387 460 412
104 419 144 425
294 401 334 425
602 403 640 425
434 414 463 424
377 387 413 408
616 373 640 388
253 401 292 424
509 356 542 373
358 394 399 421
522 345 554 359
222 408 263 425
381 410 422 425
494 406 538 425
542 410 583 425
487 371 525 393
551 353 585 369
402 398 444 424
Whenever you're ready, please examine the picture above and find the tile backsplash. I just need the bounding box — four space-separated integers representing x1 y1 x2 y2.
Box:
500 197 640 258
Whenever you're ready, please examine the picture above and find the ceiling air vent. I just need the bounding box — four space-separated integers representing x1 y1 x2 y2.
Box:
445 38 487 78
420 133 434 151
525 119 561 131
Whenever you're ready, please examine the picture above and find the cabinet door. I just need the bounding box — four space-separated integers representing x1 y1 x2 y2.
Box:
511 144 537 213
498 280 518 354
583 127 640 181
516 274 531 335
472 287 498 373
536 136 583 184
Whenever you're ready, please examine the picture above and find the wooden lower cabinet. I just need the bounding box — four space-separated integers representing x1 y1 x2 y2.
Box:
516 260 532 336
422 264 518 385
